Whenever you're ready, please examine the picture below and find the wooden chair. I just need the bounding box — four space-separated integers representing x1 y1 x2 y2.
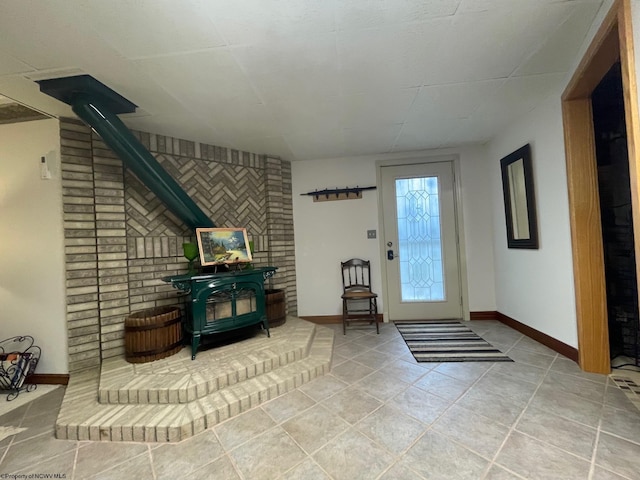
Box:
341 258 379 334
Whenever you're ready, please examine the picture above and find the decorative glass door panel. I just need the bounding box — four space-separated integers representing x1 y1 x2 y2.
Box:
396 176 445 302
206 289 257 323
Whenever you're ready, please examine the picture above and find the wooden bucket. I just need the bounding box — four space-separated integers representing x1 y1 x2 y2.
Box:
125 306 183 363
265 289 286 327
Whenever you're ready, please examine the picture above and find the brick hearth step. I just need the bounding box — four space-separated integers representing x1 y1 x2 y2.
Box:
55 318 333 442
98 318 319 404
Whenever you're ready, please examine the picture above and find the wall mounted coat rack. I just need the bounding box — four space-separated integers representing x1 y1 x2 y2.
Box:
300 186 377 202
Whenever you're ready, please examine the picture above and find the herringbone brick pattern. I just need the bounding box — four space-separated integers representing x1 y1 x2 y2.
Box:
125 155 266 237
125 171 189 237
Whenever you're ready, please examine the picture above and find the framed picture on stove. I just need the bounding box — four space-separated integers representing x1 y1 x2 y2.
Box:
195 227 253 266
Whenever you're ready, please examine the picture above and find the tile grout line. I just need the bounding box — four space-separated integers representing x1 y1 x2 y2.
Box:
381 360 502 476
70 443 79 480
211 422 247 480
378 324 527 467
588 408 604 480
422 360 523 476
586 376 639 480
147 443 157 480
479 351 559 479
222 325 513 478
275 327 420 480
500 355 616 466
77 448 152 478
368 356 503 477
490 355 640 478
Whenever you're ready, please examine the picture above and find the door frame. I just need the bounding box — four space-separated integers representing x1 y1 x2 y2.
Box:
562 0 640 373
376 154 470 322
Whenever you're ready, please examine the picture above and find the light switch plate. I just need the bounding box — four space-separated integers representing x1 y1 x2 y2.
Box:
367 230 376 239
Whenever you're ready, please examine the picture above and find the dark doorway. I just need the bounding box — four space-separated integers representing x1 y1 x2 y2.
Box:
592 61 640 369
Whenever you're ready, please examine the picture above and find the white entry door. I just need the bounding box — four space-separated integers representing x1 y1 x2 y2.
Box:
380 161 462 320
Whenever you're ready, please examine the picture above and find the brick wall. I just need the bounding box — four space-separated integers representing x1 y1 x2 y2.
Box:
60 118 297 372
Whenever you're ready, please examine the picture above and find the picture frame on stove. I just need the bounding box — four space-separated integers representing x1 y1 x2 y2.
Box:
195 227 253 266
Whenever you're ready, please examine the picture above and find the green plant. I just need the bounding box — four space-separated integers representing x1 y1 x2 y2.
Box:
182 242 199 275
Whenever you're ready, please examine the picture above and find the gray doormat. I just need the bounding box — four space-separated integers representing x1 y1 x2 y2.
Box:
395 320 513 362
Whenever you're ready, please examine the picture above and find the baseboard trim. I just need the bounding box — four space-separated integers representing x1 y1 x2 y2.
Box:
470 311 498 320
496 312 578 362
299 314 384 324
26 374 70 385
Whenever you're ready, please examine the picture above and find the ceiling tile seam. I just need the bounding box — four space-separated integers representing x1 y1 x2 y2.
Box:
418 76 510 89
205 13 236 49
81 6 229 61
512 1 603 79
387 85 422 152
462 78 510 123
221 45 298 158
523 84 566 116
224 46 277 109
120 59 222 133
130 77 231 150
124 43 266 151
332 25 350 98
127 45 232 62
388 119 414 153
0 48 38 75
46 23 186 123
330 2 337 34
332 12 458 35
504 3 580 81
72 20 148 71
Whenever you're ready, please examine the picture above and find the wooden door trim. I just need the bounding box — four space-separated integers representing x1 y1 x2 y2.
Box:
562 98 609 373
561 0 640 373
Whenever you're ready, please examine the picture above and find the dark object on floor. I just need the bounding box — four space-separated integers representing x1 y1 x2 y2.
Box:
395 320 513 362
341 258 379 334
0 336 41 401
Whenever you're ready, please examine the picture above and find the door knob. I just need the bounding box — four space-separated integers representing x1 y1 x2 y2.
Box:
387 249 396 260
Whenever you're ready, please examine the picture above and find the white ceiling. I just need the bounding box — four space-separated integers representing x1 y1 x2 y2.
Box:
0 0 603 161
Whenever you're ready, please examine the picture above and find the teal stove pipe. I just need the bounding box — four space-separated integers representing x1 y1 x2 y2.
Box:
37 75 215 231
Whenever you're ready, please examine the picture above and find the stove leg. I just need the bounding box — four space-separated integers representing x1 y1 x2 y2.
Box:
261 320 271 338
191 333 201 360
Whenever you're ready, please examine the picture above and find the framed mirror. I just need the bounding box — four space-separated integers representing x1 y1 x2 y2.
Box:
500 144 538 249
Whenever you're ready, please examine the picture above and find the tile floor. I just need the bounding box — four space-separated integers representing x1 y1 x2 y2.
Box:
1 320 640 480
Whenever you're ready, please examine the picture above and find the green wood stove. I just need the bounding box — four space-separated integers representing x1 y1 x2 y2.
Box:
163 267 277 359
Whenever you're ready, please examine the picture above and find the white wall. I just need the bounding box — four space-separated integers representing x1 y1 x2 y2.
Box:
486 0 618 349
456 146 496 312
292 146 496 317
292 156 381 317
488 96 578 347
0 119 68 374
